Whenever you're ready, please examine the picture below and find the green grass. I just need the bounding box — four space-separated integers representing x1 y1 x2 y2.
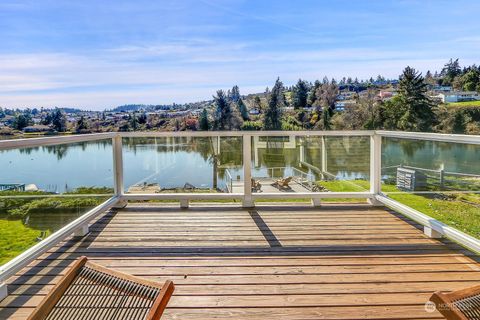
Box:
316 180 369 203
447 101 480 108
385 188 480 238
0 188 112 218
318 179 480 238
0 218 48 265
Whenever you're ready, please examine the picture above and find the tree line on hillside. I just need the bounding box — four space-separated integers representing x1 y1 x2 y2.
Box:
196 60 480 134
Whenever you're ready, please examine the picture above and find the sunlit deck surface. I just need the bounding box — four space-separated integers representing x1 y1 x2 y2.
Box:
1 203 480 319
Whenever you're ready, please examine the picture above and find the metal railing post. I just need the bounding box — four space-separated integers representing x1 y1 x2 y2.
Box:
113 135 127 208
243 135 253 207
369 133 382 205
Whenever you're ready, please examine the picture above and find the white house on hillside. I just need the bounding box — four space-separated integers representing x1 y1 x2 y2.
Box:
439 91 480 103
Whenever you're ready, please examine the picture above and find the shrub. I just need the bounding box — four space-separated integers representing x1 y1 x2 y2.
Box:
241 121 263 131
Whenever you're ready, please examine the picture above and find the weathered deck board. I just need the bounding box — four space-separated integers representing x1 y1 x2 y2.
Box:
1 204 479 319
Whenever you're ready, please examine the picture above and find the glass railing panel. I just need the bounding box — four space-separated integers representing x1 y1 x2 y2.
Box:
250 135 370 201
0 140 114 265
381 137 480 238
122 136 243 195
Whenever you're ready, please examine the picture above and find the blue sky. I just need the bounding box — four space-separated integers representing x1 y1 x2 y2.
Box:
1 0 479 109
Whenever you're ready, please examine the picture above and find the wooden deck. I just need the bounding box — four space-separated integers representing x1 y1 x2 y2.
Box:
1 203 480 319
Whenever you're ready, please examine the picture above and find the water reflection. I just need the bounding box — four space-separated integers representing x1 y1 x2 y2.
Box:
0 136 478 194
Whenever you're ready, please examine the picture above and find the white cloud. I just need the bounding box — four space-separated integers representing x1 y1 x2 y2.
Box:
0 37 478 109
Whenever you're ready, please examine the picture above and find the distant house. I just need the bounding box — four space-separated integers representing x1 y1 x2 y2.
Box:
335 102 346 111
378 91 396 101
23 125 52 133
249 108 260 115
432 85 452 93
0 115 14 126
439 91 480 103
335 100 356 111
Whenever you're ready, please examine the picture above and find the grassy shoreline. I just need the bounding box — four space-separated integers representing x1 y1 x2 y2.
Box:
319 180 480 238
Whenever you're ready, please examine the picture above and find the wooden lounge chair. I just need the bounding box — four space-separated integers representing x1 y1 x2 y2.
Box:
251 178 262 192
28 256 174 320
275 176 293 189
430 284 480 320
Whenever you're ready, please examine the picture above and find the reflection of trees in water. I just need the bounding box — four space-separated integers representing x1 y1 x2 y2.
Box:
8 140 112 161
41 140 112 160
43 145 69 160
17 148 34 155
255 137 300 178
253 136 368 179
304 137 370 178
396 139 426 158
217 137 243 180
123 137 243 183
328 137 370 177
383 139 480 174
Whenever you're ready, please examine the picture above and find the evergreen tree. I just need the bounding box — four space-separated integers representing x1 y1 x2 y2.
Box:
51 109 67 132
253 96 262 112
441 58 462 85
228 85 241 103
42 112 52 125
425 70 436 86
237 98 249 121
138 112 147 124
129 113 139 131
322 108 332 130
227 85 249 121
199 108 210 131
0 107 5 118
76 116 89 132
393 66 436 131
292 79 309 109
213 90 242 130
13 113 32 130
461 68 480 91
264 78 285 130
308 80 321 107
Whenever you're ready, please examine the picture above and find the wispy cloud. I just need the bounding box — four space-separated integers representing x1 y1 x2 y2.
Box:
0 0 479 109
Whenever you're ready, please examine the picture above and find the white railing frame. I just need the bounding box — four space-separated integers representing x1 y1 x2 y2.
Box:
1 130 480 300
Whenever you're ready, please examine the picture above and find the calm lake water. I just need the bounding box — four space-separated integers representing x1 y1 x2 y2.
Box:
0 136 479 193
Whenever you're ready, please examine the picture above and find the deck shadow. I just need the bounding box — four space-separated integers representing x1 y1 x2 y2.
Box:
248 210 281 247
